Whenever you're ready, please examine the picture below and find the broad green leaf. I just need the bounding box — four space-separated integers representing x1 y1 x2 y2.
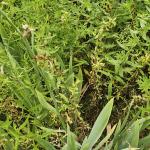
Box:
83 99 114 150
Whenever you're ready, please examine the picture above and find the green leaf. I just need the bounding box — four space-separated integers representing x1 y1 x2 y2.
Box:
42 70 56 89
108 80 113 98
18 116 29 131
81 137 89 150
0 9 21 34
121 148 139 150
34 136 56 150
126 121 140 147
67 125 77 150
120 120 140 149
76 67 83 100
121 100 134 131
35 90 57 114
69 52 73 75
82 99 114 150
65 73 74 86
94 124 116 150
3 140 14 150
139 134 150 148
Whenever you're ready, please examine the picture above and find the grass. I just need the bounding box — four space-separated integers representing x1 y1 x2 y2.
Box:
0 0 150 149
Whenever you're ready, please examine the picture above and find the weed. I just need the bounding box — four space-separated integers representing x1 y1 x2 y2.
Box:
0 0 150 149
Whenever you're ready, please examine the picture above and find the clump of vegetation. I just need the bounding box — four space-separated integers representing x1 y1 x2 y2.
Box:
0 0 150 149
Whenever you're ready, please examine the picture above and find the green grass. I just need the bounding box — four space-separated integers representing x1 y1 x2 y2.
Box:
0 0 150 149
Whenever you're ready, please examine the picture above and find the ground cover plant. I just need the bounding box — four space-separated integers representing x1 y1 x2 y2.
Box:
0 0 150 149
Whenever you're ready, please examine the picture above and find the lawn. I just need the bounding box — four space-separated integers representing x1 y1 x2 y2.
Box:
0 0 150 149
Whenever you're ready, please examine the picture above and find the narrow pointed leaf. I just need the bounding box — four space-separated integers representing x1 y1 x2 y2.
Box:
67 125 77 150
36 90 57 114
85 99 114 149
94 124 116 150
